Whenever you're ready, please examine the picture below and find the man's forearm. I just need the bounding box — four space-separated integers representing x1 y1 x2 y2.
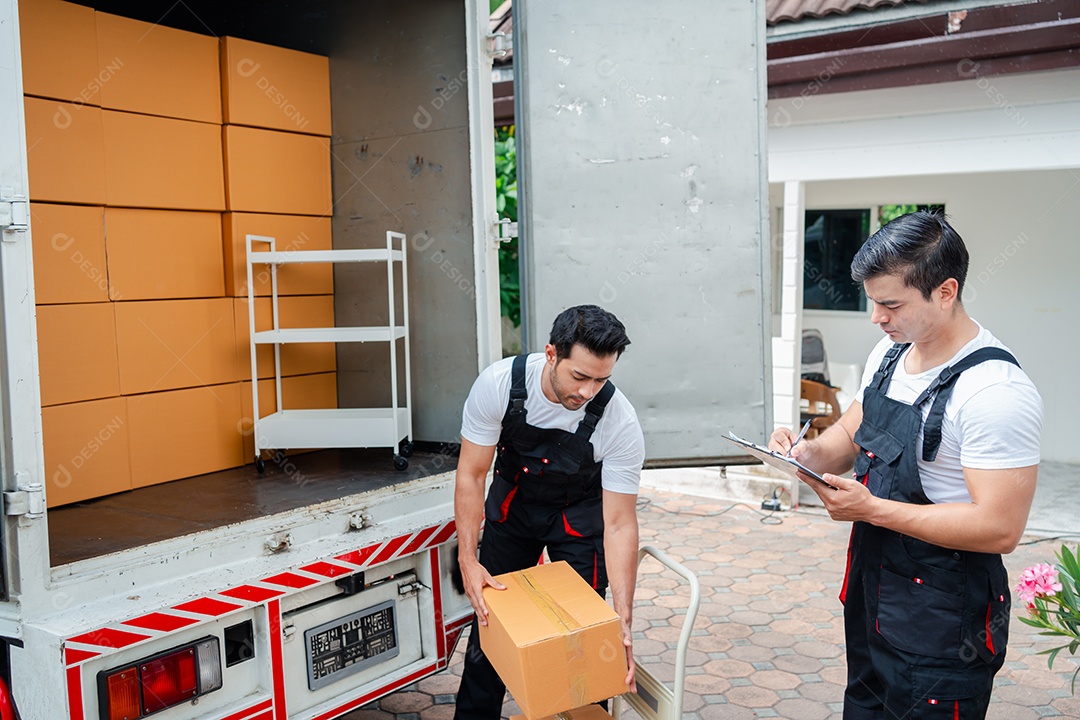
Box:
604 519 639 622
803 419 858 476
868 496 1025 554
454 472 486 563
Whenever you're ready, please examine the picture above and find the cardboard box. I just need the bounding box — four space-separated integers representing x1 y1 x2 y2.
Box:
103 110 225 211
36 303 121 406
223 213 333 296
126 383 244 487
105 208 224 300
31 203 108 304
114 298 237 394
234 295 337 381
480 562 629 719
24 97 106 204
510 706 613 720
19 0 100 104
221 37 331 135
96 12 221 123
222 125 331 216
42 397 131 507
239 372 338 458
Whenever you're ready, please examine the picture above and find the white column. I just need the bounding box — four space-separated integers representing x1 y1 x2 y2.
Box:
772 180 804 433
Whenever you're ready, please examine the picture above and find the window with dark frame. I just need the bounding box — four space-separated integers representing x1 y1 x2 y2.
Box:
803 204 946 312
803 209 870 312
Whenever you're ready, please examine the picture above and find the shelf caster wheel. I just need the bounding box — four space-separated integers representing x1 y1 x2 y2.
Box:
255 457 266 474
393 455 409 471
400 441 414 458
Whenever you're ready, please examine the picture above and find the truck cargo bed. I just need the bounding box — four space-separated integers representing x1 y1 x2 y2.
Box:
47 448 453 566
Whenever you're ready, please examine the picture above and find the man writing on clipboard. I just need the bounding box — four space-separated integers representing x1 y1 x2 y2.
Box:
769 211 1042 720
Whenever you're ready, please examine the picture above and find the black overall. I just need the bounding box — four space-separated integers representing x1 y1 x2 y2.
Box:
454 354 616 720
843 343 1018 720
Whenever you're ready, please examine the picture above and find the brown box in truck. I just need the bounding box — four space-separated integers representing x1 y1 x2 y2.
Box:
95 11 221 123
222 125 331 216
126 383 244 487
233 295 337 381
42 396 132 507
114 298 237 395
30 203 108 304
220 36 331 136
19 0 100 105
103 110 225 211
105 208 224 300
223 213 333 297
36 303 121 407
24 97 106 205
480 561 629 720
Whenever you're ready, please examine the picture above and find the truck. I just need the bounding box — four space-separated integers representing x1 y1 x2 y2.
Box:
0 0 770 718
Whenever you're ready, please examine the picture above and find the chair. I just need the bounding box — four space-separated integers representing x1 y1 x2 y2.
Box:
800 378 841 438
801 328 830 386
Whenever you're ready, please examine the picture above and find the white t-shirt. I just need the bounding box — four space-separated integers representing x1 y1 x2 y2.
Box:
855 322 1043 504
460 353 645 494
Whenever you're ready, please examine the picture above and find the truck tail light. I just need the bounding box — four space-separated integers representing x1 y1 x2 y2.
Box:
99 637 222 719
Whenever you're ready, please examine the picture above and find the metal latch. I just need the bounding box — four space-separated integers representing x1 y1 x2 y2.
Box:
0 194 29 242
398 580 422 597
348 511 372 530
265 532 292 553
486 32 511 59
4 481 44 519
494 218 518 243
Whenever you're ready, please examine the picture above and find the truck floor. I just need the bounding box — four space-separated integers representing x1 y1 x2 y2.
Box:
47 448 452 567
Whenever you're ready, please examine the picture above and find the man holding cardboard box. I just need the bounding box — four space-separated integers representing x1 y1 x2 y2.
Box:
454 305 645 720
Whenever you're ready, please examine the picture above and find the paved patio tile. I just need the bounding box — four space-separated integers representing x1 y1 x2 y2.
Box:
341 490 1080 720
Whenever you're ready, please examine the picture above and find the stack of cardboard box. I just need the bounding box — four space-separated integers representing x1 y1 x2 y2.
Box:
22 0 337 506
219 36 338 462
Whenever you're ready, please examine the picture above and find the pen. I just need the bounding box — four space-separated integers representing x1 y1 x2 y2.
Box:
788 419 813 456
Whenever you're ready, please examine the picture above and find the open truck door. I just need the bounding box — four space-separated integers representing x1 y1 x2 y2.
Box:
514 0 773 461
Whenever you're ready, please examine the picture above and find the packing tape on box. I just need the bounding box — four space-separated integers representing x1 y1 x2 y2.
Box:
516 568 591 708
516 568 582 633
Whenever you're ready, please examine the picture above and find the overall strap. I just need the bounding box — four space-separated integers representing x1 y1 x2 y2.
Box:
917 347 1020 461
575 381 617 440
502 354 530 424
869 343 910 394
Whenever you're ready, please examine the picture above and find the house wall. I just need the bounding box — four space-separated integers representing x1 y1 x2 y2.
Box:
787 169 1076 463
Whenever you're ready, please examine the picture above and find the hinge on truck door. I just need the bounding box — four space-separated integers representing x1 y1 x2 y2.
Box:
4 475 44 520
486 32 510 59
494 218 518 244
0 190 29 242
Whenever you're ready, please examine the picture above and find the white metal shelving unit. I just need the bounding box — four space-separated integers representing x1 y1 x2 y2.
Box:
246 231 413 472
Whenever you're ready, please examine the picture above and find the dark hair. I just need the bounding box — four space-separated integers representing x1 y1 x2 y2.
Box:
850 210 969 301
549 305 631 359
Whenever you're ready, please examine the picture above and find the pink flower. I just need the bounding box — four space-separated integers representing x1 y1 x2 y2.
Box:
1016 563 1063 606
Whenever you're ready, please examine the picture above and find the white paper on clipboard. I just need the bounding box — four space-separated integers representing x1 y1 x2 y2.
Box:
723 432 838 490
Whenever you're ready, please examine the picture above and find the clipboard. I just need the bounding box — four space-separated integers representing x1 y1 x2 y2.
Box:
723 432 838 490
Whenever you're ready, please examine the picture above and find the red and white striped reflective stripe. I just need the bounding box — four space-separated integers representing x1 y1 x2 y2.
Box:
63 520 458 718
219 698 273 720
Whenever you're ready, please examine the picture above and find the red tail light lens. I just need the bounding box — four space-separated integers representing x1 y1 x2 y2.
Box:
98 636 221 719
140 647 198 713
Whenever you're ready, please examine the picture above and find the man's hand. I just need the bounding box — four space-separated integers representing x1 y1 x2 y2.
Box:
800 470 875 522
769 426 817 469
619 616 636 692
459 556 506 626
768 426 798 455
